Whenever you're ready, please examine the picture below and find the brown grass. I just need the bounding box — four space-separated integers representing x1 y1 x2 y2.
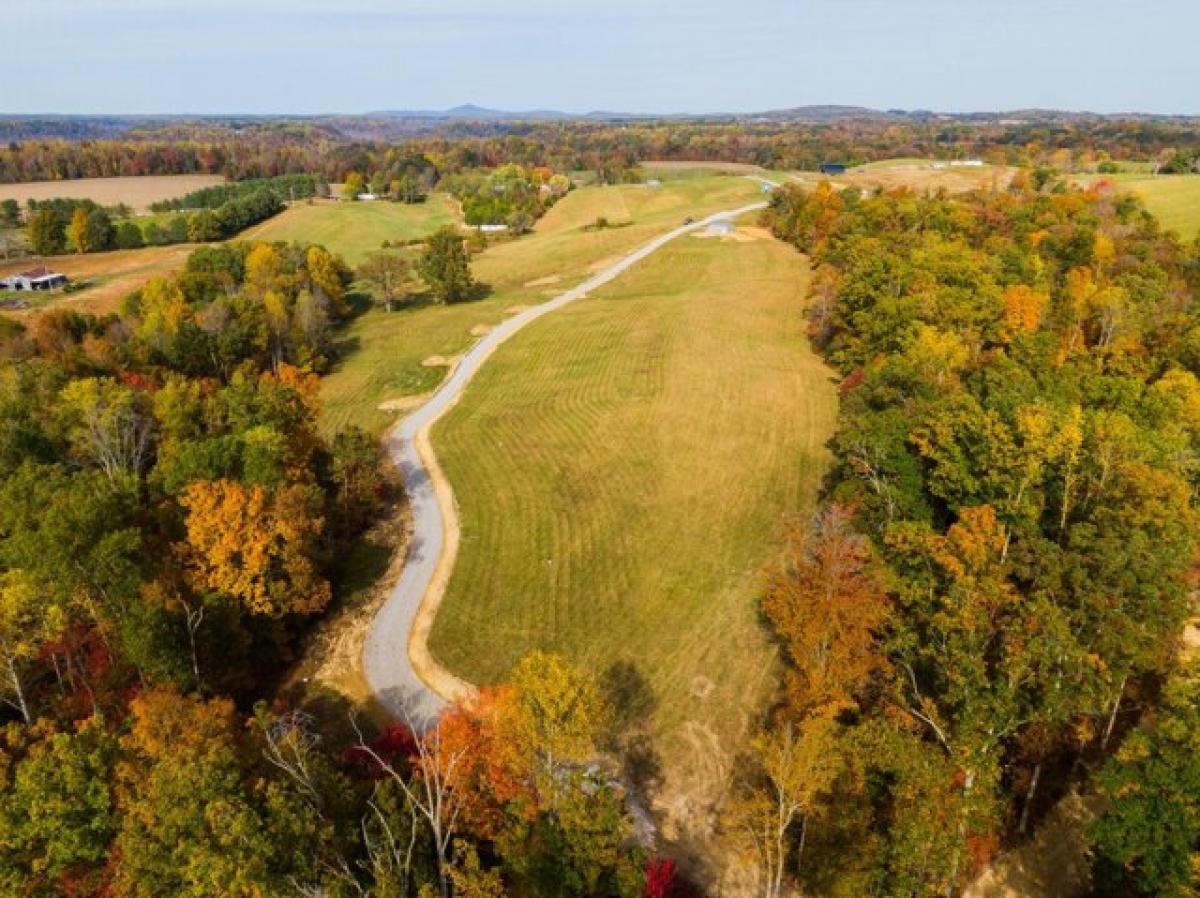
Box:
0 175 225 212
0 244 196 316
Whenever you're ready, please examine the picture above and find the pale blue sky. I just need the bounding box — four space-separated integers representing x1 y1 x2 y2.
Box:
8 0 1198 115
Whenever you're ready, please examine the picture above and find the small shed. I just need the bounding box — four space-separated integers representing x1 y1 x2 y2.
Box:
0 266 68 291
819 162 847 175
707 220 736 236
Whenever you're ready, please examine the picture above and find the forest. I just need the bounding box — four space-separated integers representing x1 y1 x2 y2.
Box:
754 176 1200 896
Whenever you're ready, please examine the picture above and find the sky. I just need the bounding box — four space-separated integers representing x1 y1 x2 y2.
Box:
8 0 1199 116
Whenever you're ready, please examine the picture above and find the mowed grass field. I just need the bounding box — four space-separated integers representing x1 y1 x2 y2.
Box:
0 174 225 212
242 195 459 263
1085 174 1200 239
317 175 765 436
427 228 837 780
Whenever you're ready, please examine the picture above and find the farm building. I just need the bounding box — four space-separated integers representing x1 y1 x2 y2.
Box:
819 162 847 175
0 266 67 291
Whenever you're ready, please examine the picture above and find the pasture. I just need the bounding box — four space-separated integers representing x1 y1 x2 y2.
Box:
317 175 765 436
0 174 225 212
241 195 459 263
0 244 194 315
427 227 837 801
1102 174 1200 238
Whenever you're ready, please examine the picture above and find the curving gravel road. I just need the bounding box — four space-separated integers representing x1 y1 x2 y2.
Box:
362 197 772 729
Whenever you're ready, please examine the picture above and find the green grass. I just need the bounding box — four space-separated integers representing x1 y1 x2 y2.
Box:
1124 176 1200 239
317 176 765 437
242 195 459 264
1075 173 1200 239
427 231 838 769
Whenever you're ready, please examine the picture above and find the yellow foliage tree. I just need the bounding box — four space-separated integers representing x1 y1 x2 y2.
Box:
178 479 330 616
1001 284 1048 337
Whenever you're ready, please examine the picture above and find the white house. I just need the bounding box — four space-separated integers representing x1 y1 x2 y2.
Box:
0 266 67 291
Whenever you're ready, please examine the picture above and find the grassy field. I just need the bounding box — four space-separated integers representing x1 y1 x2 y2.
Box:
0 244 195 315
0 174 225 212
317 175 765 436
1078 173 1200 239
427 226 837 800
241 196 459 263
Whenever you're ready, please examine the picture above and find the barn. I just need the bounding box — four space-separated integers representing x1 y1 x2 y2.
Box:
0 266 68 291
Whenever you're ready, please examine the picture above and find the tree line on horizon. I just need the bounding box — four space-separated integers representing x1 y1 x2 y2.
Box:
5 117 1200 186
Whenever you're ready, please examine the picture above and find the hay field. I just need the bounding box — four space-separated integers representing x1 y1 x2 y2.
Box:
0 175 225 212
317 175 765 437
427 227 837 791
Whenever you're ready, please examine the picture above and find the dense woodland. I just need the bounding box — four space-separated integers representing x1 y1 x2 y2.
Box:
5 117 1200 186
757 177 1200 896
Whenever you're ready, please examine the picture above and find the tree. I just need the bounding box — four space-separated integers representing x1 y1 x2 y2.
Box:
359 251 413 312
26 207 64 255
113 687 322 898
342 172 365 201
0 572 62 724
0 198 20 227
762 504 887 717
178 479 331 617
417 226 476 303
1090 665 1200 898
114 220 145 249
66 207 90 253
0 718 116 891
57 377 157 485
83 208 114 252
723 717 843 898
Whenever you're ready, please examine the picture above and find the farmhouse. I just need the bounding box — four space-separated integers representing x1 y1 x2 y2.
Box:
0 266 67 291
819 162 848 175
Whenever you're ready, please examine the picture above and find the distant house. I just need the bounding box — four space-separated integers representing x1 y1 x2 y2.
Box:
356 192 378 201
644 178 662 188
819 162 847 175
0 266 67 292
476 224 508 234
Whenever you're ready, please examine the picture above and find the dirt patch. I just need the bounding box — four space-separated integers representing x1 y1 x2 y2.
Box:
524 274 562 288
470 324 492 337
505 304 532 314
588 255 623 273
965 791 1102 898
422 354 455 368
377 394 429 413
284 474 409 717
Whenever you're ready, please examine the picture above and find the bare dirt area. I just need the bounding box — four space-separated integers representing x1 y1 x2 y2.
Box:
0 174 225 212
284 475 410 720
965 791 1102 898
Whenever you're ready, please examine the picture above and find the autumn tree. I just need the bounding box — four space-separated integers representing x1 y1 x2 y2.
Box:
178 479 331 617
359 251 413 312
763 504 887 717
723 716 843 898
